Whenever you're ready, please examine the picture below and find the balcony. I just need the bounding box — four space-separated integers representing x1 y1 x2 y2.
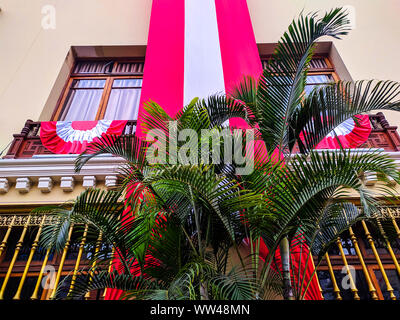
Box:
361 112 400 151
0 213 109 300
0 210 399 300
3 113 400 159
3 120 137 159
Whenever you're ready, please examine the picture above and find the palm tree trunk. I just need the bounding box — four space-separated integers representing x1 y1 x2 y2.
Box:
200 283 209 300
280 237 294 300
189 186 208 300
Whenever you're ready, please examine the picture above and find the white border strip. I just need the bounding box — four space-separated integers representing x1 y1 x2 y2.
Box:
184 0 225 105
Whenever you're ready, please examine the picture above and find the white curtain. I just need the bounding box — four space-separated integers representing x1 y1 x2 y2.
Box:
61 80 105 121
104 79 142 120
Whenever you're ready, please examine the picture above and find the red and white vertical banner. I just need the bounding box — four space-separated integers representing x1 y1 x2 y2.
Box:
106 0 322 300
135 0 262 137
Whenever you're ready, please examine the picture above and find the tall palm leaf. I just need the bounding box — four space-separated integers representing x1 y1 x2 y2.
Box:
232 9 400 158
294 81 400 153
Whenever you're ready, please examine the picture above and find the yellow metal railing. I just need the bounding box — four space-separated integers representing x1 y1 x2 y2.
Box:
0 211 399 300
317 212 400 301
0 214 100 300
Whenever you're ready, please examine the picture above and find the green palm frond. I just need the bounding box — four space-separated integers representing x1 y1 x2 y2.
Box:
231 76 258 115
311 202 363 260
245 149 399 291
234 8 351 154
75 133 148 173
294 80 400 153
37 188 157 273
209 267 260 300
61 269 158 300
143 164 249 243
255 150 398 244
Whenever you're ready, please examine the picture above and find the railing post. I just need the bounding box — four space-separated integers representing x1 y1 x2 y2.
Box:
3 120 34 159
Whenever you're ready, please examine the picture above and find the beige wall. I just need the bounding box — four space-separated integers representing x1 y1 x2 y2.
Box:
0 0 400 151
0 0 152 150
0 183 89 206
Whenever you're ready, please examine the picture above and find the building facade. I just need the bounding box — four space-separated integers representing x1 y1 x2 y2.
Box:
0 0 400 300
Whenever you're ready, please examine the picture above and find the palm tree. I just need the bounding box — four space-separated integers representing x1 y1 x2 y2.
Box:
37 7 400 300
229 7 400 299
37 139 268 300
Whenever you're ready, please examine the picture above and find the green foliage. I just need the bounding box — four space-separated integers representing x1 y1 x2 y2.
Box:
36 7 400 300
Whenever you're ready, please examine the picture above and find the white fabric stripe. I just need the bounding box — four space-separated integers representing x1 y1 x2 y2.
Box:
184 0 226 105
326 118 355 138
56 121 112 143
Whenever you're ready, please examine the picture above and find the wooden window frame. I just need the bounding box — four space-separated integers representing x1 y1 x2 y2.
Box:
368 265 400 300
306 56 338 82
259 55 339 85
52 59 144 121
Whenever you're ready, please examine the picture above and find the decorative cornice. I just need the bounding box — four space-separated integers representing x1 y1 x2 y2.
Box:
105 176 118 189
38 177 53 193
83 176 97 189
60 176 75 192
0 150 400 195
0 154 123 180
15 178 31 194
0 178 9 194
0 154 123 195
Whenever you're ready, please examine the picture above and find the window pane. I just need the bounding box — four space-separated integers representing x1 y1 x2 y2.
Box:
74 61 113 74
318 270 336 300
73 79 106 88
60 80 106 121
0 276 41 300
305 74 334 96
306 75 333 84
374 269 400 300
113 79 142 88
352 270 372 300
104 79 142 120
364 236 388 256
333 270 353 300
327 239 356 256
319 270 372 300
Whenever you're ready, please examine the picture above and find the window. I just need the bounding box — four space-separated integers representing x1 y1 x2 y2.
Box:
53 60 144 121
261 56 337 96
104 78 142 120
304 57 336 94
59 79 106 121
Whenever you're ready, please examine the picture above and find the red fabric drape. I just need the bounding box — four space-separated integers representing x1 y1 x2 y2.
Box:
316 115 372 149
40 120 127 154
105 182 167 300
244 237 323 300
105 183 138 300
105 0 375 300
